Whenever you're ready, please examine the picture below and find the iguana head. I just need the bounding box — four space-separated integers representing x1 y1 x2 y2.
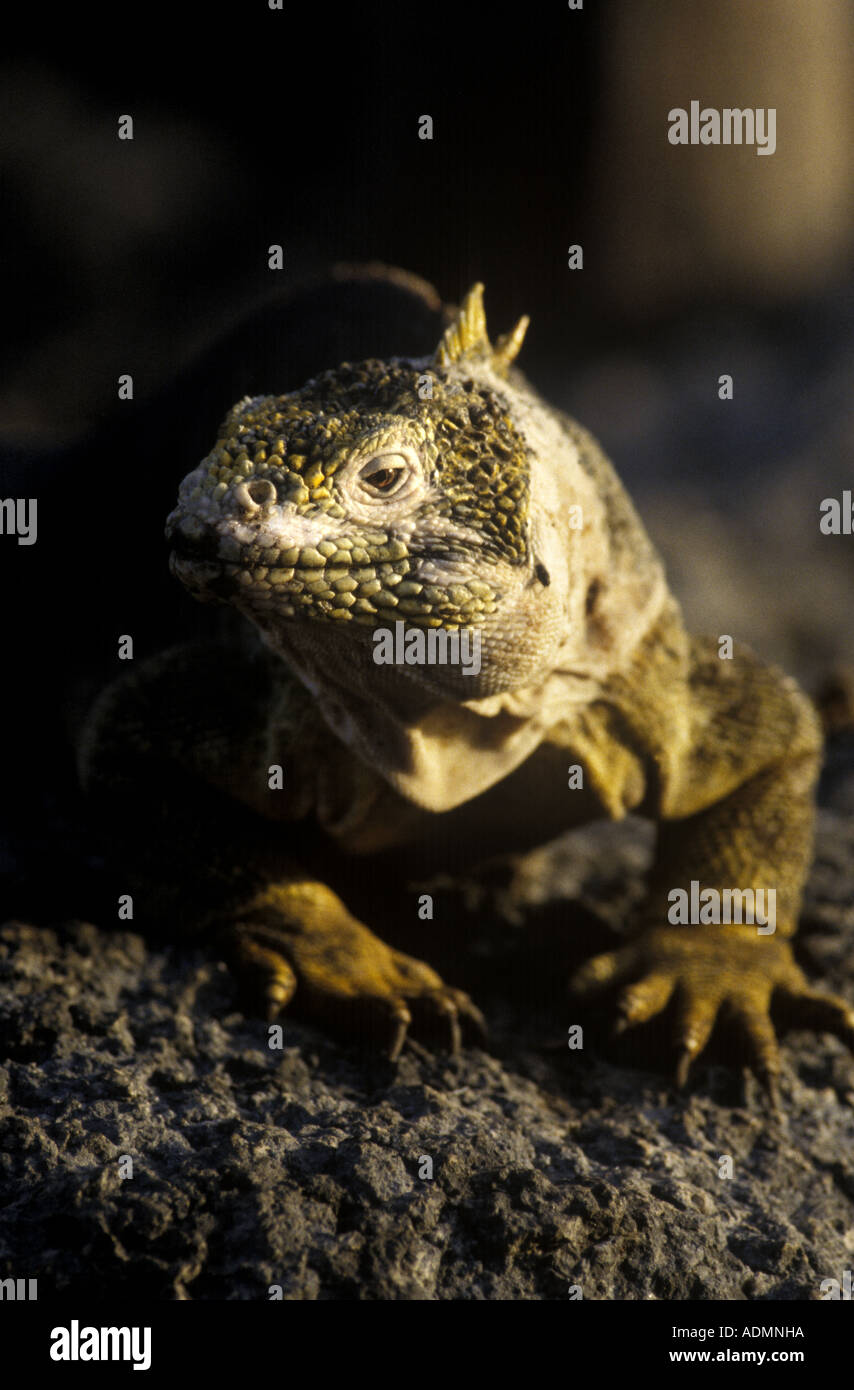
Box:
167 285 565 697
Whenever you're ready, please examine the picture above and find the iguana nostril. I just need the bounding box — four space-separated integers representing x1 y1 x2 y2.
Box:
246 479 277 505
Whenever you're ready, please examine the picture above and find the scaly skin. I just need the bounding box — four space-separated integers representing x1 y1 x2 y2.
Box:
80 277 854 1094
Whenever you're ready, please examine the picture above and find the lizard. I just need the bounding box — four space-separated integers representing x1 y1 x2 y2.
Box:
78 276 854 1097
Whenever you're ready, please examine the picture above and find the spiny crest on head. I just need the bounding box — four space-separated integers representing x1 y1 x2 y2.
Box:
433 283 529 376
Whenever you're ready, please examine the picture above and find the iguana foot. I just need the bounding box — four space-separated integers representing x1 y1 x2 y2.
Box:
569 928 854 1092
220 883 487 1060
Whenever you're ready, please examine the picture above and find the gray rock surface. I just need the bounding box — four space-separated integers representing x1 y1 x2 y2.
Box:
2 803 853 1301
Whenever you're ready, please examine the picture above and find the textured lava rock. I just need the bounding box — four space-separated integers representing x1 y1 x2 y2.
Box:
1 801 852 1301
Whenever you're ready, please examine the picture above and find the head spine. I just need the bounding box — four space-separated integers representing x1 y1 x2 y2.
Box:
434 283 529 377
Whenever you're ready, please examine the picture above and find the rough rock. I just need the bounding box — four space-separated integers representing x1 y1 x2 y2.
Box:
2 798 853 1301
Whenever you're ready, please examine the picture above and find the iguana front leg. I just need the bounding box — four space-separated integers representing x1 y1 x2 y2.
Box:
79 643 485 1059
568 611 854 1093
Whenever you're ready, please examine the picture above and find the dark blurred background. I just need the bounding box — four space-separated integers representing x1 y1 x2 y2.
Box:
3 3 853 427
1 0 853 908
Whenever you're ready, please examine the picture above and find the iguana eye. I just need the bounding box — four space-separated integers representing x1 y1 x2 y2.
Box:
358 454 409 496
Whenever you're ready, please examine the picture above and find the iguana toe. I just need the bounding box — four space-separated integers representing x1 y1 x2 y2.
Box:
725 998 780 1091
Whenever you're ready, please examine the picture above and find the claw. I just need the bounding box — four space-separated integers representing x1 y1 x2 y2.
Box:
409 992 467 1055
440 987 488 1045
264 976 296 1019
757 1067 781 1112
456 995 489 1044
672 992 718 1081
387 1006 411 1063
228 936 297 1020
675 1047 693 1089
445 1005 462 1057
728 1000 781 1095
262 995 281 1023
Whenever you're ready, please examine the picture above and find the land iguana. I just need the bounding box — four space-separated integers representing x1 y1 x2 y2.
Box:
79 278 854 1096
